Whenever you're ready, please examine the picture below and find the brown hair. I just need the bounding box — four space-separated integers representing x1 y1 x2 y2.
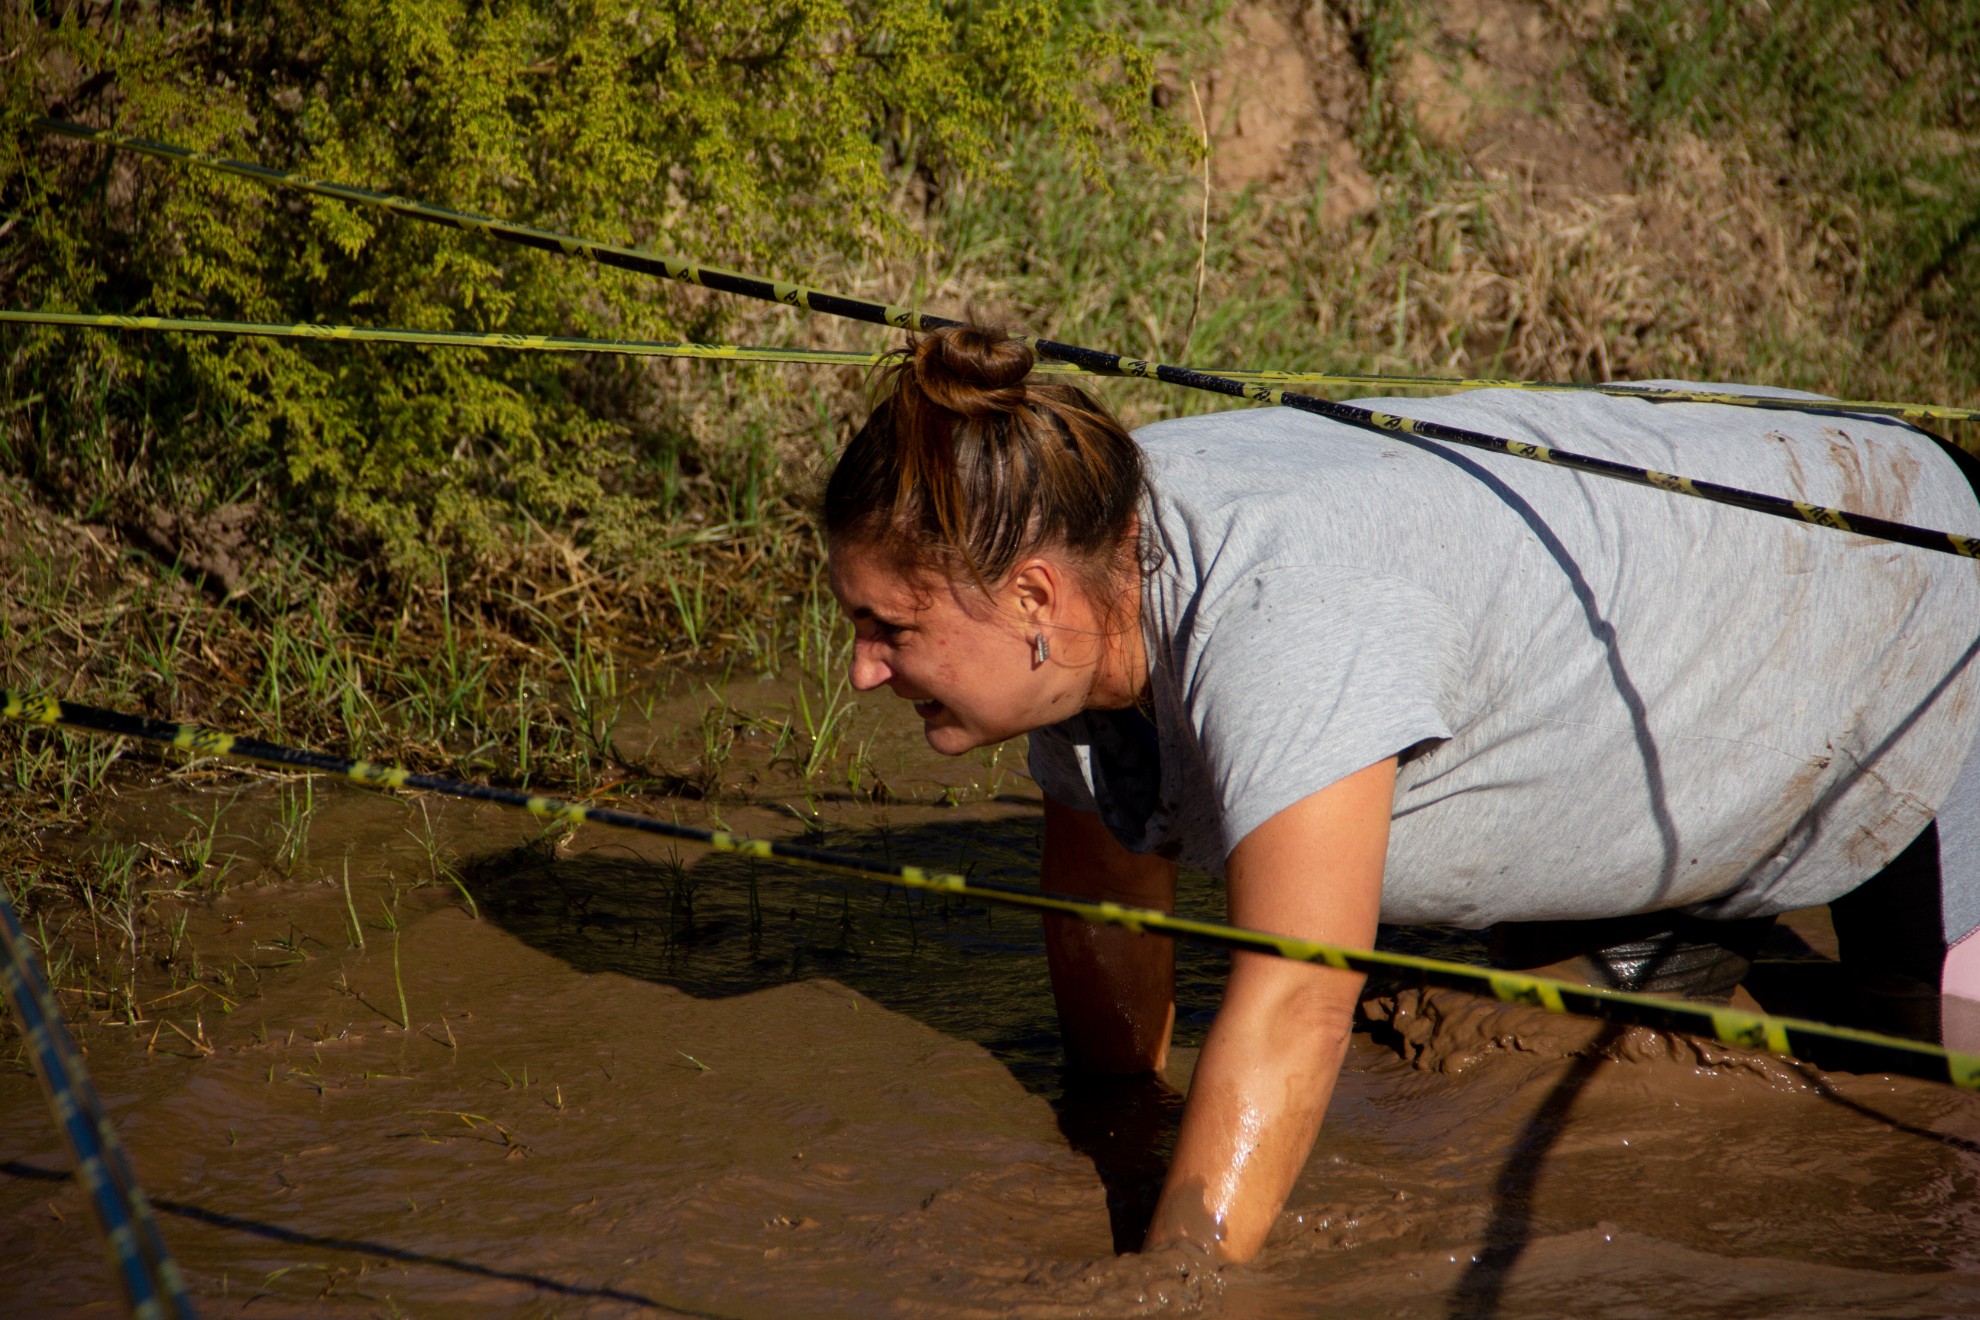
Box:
822 325 1146 612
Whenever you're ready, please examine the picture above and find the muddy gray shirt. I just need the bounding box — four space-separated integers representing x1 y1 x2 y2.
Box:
1025 385 1980 926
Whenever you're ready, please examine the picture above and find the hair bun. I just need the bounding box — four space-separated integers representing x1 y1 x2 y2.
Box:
910 324 1034 419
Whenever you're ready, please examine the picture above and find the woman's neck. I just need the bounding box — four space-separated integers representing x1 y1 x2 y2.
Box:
1081 576 1150 713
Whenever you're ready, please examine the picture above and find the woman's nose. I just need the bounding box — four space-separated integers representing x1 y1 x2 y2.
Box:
848 642 891 691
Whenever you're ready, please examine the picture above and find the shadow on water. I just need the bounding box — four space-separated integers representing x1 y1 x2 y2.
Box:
0 1160 721 1317
463 815 1227 1254
1442 1028 1622 1320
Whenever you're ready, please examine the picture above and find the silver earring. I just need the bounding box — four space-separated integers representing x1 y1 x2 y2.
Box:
1033 633 1050 664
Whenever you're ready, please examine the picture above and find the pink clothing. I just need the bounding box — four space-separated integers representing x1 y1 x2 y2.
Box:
1943 931 1980 1052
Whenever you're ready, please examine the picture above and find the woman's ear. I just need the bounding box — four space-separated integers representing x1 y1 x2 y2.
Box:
1005 557 1064 628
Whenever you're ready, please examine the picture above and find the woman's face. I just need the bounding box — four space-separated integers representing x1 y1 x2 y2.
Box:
827 540 1075 755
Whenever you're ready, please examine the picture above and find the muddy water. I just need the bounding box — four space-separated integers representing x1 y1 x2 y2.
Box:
5 677 1980 1316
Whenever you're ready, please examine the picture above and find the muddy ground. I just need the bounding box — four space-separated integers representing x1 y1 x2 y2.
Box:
5 675 1980 1318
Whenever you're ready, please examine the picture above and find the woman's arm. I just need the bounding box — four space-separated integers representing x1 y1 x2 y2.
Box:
1041 796 1181 1072
1144 755 1395 1262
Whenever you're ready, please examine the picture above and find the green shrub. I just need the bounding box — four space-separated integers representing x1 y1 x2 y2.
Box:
0 1 1169 578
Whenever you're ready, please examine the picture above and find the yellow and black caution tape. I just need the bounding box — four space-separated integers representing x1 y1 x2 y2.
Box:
7 687 1979 1094
0 308 887 369
7 307 1976 436
1216 371 1980 428
35 119 1980 562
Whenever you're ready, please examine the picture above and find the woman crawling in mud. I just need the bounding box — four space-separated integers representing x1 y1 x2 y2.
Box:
821 324 1980 1263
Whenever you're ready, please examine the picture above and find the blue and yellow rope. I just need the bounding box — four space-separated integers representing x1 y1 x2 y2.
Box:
0 887 196 1318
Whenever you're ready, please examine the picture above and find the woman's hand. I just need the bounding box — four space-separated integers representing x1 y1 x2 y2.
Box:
1145 756 1395 1262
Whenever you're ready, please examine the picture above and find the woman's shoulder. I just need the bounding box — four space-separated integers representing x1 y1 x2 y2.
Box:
1131 407 1420 497
1132 405 1358 453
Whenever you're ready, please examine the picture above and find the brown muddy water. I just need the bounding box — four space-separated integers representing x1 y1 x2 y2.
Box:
5 674 1980 1317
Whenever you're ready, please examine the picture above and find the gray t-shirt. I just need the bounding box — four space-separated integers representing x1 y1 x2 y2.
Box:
1026 385 1980 926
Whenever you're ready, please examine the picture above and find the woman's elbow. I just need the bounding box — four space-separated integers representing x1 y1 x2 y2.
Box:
1222 954 1365 1043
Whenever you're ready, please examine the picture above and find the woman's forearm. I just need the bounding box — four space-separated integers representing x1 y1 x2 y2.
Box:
1045 914 1178 1071
1146 758 1394 1260
1144 953 1363 1261
1041 799 1180 1072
